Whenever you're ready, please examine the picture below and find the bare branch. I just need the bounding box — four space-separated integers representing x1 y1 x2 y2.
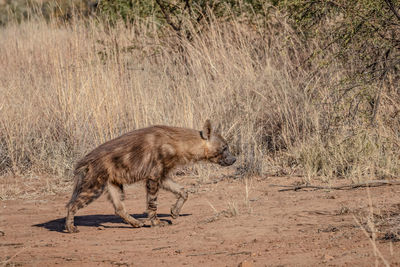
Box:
155 0 181 32
384 0 400 22
270 180 400 192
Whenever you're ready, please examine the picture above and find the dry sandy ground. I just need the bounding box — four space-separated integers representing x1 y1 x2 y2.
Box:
1 175 400 266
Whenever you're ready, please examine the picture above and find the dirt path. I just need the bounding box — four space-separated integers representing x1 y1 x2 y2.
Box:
1 176 400 266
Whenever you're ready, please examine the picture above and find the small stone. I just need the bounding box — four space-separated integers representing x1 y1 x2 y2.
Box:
238 260 253 267
322 254 334 261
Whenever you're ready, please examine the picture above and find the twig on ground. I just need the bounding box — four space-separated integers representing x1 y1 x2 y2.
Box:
1 245 27 267
187 251 228 256
270 180 400 192
227 251 251 256
152 246 171 251
186 251 251 257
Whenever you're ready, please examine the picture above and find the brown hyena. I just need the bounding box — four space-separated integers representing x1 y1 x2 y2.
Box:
65 120 236 233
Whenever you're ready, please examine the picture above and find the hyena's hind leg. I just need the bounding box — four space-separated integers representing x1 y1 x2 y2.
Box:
161 178 188 219
65 182 105 233
118 184 125 201
107 182 143 228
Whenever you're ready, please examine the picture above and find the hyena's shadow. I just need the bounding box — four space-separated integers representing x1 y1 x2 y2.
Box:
33 213 191 233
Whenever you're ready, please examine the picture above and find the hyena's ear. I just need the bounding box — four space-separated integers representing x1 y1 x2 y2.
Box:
201 119 212 140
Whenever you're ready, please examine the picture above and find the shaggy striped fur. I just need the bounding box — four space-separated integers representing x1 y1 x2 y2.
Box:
65 120 236 233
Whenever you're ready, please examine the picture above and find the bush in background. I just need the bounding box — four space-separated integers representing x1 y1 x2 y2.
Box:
0 1 399 185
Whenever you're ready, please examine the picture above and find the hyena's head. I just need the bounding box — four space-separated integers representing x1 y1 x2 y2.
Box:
201 120 236 166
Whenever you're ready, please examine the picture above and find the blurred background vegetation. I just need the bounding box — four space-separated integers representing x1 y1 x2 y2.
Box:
0 0 399 193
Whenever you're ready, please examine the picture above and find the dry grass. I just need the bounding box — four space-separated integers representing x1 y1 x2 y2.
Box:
0 10 399 199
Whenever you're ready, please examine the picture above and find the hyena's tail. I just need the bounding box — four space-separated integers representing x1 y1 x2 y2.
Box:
66 161 88 208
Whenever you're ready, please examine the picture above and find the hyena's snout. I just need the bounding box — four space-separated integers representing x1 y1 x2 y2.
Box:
218 150 236 166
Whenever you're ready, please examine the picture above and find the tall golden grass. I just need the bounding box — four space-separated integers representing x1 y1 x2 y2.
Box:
0 10 399 193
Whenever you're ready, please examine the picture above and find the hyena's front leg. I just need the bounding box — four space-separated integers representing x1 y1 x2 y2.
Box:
146 179 168 227
161 178 188 219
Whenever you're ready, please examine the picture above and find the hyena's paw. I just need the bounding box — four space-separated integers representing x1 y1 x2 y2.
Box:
151 218 169 227
65 224 79 233
170 206 179 219
127 219 144 228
